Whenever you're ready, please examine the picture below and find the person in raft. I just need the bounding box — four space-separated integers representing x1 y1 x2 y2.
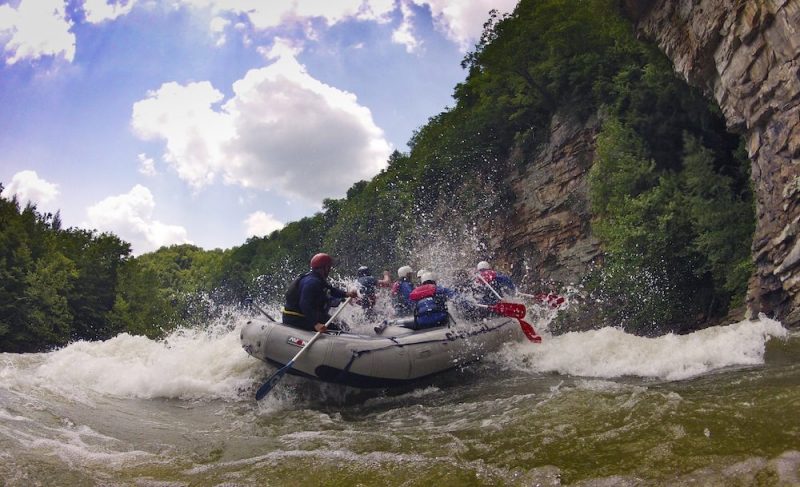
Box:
282 253 358 333
355 265 379 320
391 265 415 317
474 260 516 305
408 271 457 329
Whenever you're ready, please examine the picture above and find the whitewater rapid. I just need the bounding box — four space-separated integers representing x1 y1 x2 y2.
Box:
0 313 787 403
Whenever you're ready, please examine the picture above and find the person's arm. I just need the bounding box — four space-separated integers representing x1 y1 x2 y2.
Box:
441 286 457 298
499 275 516 295
377 270 392 287
327 282 358 300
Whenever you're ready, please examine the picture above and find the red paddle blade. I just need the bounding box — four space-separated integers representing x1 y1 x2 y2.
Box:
489 302 527 319
534 293 566 309
517 318 542 343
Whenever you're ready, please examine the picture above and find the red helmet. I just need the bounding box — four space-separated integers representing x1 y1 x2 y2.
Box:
310 253 333 269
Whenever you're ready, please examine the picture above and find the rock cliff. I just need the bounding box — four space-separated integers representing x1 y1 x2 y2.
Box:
623 0 800 325
488 110 602 292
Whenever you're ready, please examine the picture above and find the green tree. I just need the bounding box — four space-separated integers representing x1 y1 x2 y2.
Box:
21 251 77 347
59 229 131 341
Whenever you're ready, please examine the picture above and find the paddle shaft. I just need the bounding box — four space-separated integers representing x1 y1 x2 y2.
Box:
255 297 352 400
476 272 503 300
518 290 565 308
250 300 277 322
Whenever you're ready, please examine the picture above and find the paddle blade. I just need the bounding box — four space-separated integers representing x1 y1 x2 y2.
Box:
534 293 566 309
517 318 542 343
489 302 527 319
255 363 291 400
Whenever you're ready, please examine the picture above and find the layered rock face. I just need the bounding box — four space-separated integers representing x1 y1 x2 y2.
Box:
491 111 602 290
625 0 800 325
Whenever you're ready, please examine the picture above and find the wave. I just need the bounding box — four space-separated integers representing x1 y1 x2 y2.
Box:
0 317 264 402
493 315 788 381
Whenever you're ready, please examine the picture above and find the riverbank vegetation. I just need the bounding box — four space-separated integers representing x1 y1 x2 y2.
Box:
0 0 754 352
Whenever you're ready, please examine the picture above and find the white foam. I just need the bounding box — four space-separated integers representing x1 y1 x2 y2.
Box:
494 315 788 381
8 319 266 401
19 423 154 468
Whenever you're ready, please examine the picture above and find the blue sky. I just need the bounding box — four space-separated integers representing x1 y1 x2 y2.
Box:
0 0 517 255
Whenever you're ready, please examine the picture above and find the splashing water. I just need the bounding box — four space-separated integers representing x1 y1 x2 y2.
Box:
496 315 787 381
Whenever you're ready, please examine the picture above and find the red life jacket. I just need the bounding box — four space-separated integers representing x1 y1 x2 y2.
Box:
409 283 436 301
476 269 497 285
391 281 400 295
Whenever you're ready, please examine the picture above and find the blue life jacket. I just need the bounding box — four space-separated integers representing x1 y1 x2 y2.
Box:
410 284 453 329
392 278 415 316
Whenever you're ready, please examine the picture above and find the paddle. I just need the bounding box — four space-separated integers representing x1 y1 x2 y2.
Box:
518 318 542 343
476 272 541 343
255 297 353 400
474 301 527 319
245 297 277 322
518 291 566 309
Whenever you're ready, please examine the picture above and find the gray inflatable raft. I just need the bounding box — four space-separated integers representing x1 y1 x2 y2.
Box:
240 316 523 388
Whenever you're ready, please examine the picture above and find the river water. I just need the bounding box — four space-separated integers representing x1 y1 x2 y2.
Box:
1 307 798 486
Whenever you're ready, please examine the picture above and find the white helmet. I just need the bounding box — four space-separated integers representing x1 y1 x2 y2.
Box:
417 269 428 278
477 261 492 271
397 265 413 278
420 271 437 284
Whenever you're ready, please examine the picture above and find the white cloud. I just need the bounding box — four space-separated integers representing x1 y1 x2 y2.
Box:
1 170 60 206
86 184 190 254
137 153 157 176
0 0 75 64
209 16 229 46
130 38 392 204
412 0 519 51
0 1 514 66
131 81 233 188
175 0 395 31
392 1 420 53
83 0 139 23
244 211 284 238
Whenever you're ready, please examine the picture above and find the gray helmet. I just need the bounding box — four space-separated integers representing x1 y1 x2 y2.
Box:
420 271 437 284
397 265 413 278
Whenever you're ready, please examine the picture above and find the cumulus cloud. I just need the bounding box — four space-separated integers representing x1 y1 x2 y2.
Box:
131 80 233 188
0 0 75 64
86 185 190 254
392 1 420 53
83 0 139 23
137 153 157 176
412 0 519 51
244 211 284 238
131 38 392 204
1 170 60 206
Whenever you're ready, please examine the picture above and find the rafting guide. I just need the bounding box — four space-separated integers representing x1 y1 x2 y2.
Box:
281 253 358 333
